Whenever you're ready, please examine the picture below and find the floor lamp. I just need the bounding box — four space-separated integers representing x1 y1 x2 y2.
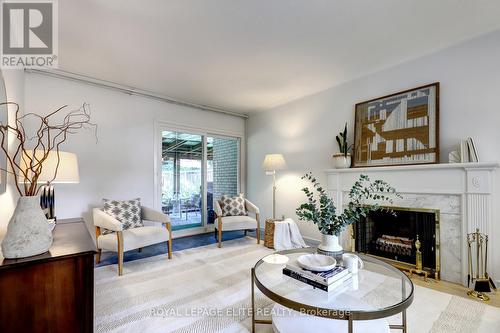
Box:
262 154 287 220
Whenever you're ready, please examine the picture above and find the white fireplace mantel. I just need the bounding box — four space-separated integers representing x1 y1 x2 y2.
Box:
325 162 499 285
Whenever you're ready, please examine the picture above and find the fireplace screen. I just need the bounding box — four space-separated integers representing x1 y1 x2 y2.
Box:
353 207 440 278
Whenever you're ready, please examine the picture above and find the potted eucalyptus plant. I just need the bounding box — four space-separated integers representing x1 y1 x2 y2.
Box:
296 173 400 255
333 123 352 168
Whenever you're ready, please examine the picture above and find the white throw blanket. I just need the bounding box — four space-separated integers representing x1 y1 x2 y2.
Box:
273 218 307 250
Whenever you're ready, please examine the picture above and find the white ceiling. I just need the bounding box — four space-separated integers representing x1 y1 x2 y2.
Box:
58 0 500 114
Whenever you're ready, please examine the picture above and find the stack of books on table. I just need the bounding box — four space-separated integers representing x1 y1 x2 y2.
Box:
283 263 352 292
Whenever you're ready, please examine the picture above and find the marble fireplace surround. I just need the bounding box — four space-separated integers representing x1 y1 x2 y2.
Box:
326 162 499 285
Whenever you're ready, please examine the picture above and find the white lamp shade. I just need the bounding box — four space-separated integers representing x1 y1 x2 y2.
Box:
262 154 287 171
18 150 80 184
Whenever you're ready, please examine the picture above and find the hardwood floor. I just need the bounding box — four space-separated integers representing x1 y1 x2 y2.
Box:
408 274 500 308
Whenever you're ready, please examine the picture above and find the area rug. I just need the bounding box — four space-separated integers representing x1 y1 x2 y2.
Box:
95 237 500 333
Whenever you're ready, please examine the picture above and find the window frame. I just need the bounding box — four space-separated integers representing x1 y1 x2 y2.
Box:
154 120 244 234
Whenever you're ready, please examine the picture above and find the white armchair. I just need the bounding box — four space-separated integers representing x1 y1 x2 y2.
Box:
93 206 172 275
214 199 260 248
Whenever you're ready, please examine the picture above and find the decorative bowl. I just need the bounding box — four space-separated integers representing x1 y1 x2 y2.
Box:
297 254 337 272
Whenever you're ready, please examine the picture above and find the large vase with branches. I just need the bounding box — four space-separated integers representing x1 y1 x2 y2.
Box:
296 173 400 255
0 102 96 258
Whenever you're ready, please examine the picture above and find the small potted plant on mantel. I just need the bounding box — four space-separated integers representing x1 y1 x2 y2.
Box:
296 173 400 255
333 123 352 169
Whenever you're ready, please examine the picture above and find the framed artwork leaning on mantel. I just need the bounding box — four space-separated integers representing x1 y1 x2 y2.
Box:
353 82 439 168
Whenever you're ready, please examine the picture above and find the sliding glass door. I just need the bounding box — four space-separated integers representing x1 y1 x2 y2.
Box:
161 131 203 230
158 127 240 230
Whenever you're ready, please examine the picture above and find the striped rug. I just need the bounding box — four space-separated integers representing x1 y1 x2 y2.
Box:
95 237 500 333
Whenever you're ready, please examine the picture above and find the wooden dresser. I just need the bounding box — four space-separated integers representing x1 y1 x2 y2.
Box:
0 219 96 333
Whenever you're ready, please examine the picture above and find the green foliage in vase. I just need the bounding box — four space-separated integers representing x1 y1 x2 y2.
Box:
335 123 352 157
296 173 401 236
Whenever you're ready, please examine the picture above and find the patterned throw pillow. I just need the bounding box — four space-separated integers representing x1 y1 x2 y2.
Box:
220 194 247 217
101 198 143 234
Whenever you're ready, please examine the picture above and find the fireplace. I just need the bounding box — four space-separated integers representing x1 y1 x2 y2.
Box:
353 207 440 279
327 163 499 285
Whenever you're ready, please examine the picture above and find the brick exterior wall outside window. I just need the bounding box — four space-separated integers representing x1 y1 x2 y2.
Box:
213 137 239 201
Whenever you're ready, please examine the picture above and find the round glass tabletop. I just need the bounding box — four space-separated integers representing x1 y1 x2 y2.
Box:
253 247 414 321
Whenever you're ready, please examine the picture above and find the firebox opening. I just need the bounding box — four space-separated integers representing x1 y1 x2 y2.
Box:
353 207 440 279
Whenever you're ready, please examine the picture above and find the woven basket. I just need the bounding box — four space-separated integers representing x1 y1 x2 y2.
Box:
264 219 275 249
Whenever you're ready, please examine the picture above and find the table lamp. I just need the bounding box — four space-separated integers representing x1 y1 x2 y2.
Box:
19 150 80 220
262 154 286 220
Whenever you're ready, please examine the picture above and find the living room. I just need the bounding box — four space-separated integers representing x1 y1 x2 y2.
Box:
0 1 499 332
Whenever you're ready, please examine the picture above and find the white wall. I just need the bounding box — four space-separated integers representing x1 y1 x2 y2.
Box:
0 70 25 231
247 29 500 242
12 73 245 226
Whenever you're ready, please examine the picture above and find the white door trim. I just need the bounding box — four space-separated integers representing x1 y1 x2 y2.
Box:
154 120 245 234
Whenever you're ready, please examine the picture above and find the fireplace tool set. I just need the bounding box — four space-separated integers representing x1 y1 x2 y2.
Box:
467 228 496 301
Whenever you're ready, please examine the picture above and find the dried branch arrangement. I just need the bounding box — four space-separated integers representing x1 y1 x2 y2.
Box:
0 102 97 196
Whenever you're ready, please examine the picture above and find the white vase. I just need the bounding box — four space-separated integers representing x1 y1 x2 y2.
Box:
1 196 53 259
318 234 343 253
332 153 351 169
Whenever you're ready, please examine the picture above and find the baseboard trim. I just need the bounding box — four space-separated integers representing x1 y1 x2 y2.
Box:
172 226 211 238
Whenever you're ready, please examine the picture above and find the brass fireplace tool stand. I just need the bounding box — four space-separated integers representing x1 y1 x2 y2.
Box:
467 228 496 301
409 235 429 282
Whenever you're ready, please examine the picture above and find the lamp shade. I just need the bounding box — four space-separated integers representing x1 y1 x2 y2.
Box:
18 150 80 184
262 154 287 171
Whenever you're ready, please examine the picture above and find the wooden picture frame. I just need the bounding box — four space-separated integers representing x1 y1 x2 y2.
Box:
353 83 439 168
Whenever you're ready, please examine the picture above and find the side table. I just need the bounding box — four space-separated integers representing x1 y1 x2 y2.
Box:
0 218 96 333
264 219 275 248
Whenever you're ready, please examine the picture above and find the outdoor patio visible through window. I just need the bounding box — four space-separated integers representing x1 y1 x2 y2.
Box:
161 130 240 230
162 131 203 230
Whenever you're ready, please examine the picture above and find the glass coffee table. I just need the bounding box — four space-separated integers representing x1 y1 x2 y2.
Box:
251 248 414 333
